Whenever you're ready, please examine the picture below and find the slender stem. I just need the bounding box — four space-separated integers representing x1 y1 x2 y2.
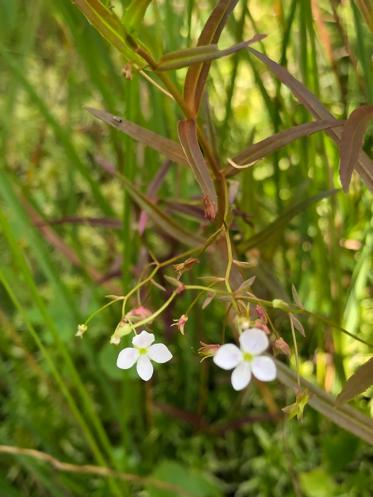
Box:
290 316 301 388
132 290 179 329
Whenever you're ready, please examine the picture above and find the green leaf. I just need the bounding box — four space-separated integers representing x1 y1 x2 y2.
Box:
336 357 373 405
322 433 359 473
148 460 223 497
73 0 144 65
299 467 337 497
158 37 265 71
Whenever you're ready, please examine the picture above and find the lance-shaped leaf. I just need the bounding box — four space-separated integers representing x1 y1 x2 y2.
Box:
73 0 143 65
336 357 373 406
240 189 338 251
226 120 344 176
184 0 239 115
178 119 218 220
248 47 373 191
119 172 204 247
158 38 264 71
340 105 373 191
87 108 187 165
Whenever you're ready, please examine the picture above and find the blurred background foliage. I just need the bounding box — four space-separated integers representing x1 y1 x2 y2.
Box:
0 0 372 496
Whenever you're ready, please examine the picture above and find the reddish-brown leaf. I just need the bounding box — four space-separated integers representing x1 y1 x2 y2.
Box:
178 119 218 220
184 0 239 115
87 107 187 165
340 105 373 191
336 357 373 405
248 47 373 191
226 120 344 176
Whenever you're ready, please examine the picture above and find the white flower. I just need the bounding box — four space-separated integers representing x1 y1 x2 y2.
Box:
116 330 172 381
213 328 276 391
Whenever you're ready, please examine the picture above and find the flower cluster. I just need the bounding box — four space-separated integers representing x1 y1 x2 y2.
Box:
115 327 277 389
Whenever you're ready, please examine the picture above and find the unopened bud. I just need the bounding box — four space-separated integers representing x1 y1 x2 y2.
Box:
273 337 291 356
272 299 290 311
126 306 152 321
255 305 267 323
198 342 220 361
173 258 199 279
236 315 250 331
76 324 87 338
110 321 132 345
171 314 188 335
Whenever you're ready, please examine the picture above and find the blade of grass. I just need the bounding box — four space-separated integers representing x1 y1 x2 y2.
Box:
240 189 338 251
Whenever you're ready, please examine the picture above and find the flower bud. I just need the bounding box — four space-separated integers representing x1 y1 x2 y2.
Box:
171 314 188 335
272 299 290 311
236 315 251 331
110 321 132 345
173 258 199 279
198 342 220 361
126 306 152 321
255 305 267 322
76 324 87 338
273 337 291 356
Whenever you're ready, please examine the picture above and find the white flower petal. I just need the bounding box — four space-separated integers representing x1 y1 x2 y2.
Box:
136 355 154 381
213 344 242 370
252 356 277 381
116 348 139 369
132 330 155 348
231 362 252 391
239 328 269 355
148 343 172 363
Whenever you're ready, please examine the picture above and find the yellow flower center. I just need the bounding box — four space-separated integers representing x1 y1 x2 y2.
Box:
243 352 253 362
138 347 148 355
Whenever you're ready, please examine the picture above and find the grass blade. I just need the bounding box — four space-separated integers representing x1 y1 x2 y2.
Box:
240 189 338 250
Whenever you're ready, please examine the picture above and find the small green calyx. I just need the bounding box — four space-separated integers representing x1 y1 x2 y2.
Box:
243 352 253 362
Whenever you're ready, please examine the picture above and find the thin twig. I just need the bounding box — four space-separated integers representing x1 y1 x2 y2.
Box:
0 445 197 497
